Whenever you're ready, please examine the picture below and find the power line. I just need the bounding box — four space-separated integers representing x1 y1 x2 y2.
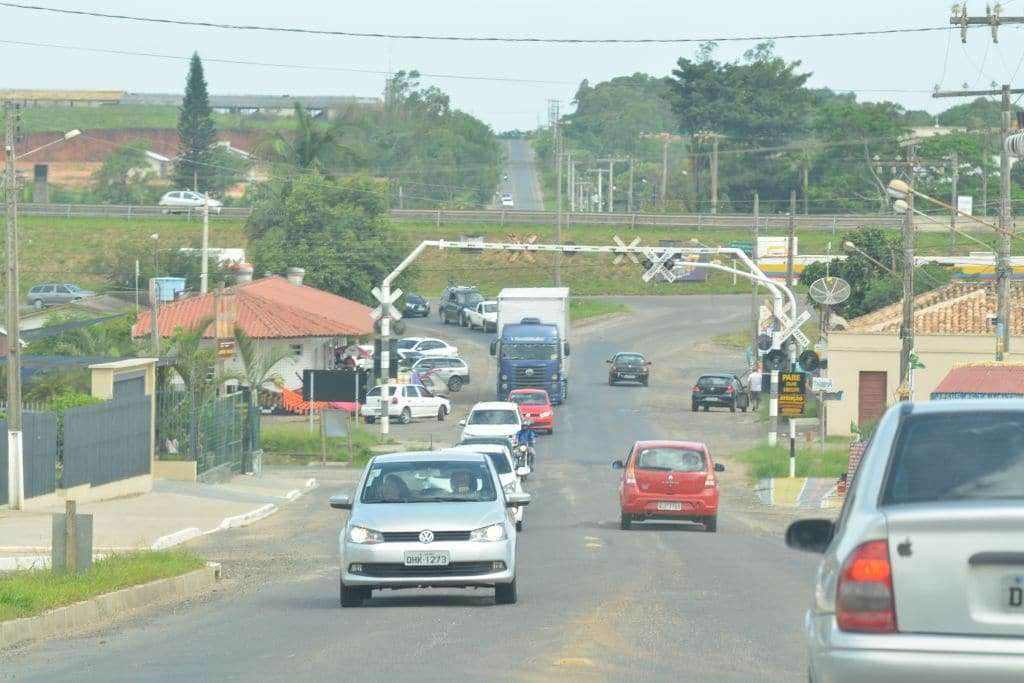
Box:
0 3 967 44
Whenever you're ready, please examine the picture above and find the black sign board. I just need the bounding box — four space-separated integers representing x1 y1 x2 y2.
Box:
302 369 371 403
780 372 806 395
779 372 806 417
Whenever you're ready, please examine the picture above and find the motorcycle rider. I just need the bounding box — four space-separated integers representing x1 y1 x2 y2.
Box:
515 420 537 470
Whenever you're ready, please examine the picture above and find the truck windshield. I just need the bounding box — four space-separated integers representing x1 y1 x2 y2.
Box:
501 343 558 361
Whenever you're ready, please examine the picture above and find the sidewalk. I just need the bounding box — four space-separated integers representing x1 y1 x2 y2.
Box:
0 470 321 566
755 477 843 509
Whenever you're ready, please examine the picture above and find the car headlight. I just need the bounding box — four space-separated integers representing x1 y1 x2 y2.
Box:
470 523 507 542
347 526 384 544
539 410 552 418
503 481 517 494
501 374 508 381
551 373 559 380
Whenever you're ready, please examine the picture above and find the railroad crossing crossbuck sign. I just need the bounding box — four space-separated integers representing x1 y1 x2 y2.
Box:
775 309 811 349
612 235 642 266
641 249 678 283
506 233 539 263
370 286 403 322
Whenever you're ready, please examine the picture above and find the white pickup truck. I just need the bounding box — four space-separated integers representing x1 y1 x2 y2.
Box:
466 300 498 332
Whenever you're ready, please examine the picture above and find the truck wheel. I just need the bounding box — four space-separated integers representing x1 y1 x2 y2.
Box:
448 376 463 392
399 408 412 424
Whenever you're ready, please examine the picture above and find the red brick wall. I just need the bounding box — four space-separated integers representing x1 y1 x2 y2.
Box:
846 441 867 491
15 128 264 163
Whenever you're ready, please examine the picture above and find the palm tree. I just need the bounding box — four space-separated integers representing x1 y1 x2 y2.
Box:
254 103 357 172
233 327 290 395
169 317 239 404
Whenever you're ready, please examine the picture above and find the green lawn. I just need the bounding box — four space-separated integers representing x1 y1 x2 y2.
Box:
732 441 849 481
569 299 627 321
6 106 298 135
261 418 379 465
10 214 1020 300
0 550 204 622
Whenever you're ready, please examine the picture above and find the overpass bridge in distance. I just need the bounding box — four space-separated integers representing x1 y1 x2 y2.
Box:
0 90 381 117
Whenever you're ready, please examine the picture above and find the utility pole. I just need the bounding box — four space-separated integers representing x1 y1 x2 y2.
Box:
627 159 634 213
555 123 563 286
710 134 720 215
786 190 796 288
597 158 629 213
200 193 210 294
587 169 609 212
567 152 574 212
900 184 915 397
751 192 760 360
4 101 24 509
934 84 1023 358
949 150 959 255
660 139 668 211
149 278 160 356
983 129 990 217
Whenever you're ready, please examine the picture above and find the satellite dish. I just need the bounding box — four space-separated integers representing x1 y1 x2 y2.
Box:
809 277 851 306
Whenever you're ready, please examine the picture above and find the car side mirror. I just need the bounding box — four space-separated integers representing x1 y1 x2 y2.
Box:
506 492 531 507
611 460 624 470
714 463 725 472
489 340 497 356
605 359 612 364
515 466 531 477
785 519 835 554
647 361 652 366
564 342 570 357
458 419 466 426
329 494 352 510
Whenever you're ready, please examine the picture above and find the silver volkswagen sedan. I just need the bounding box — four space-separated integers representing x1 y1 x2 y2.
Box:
787 399 1024 682
330 450 529 607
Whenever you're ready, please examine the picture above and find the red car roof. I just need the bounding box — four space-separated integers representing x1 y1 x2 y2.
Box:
632 440 708 451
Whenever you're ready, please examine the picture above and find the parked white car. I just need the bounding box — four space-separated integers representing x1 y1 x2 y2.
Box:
500 194 514 209
460 401 522 441
158 190 223 214
449 443 529 531
466 300 498 332
360 384 450 425
396 337 459 359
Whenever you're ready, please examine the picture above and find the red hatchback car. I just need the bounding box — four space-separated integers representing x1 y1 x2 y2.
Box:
613 440 724 532
507 389 554 434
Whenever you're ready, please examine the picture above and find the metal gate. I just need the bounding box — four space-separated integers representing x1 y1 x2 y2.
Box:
63 398 151 488
0 411 59 506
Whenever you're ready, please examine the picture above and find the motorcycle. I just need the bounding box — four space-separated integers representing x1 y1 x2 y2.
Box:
513 443 533 477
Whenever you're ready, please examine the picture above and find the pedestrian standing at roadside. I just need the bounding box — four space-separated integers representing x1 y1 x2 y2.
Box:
748 368 763 410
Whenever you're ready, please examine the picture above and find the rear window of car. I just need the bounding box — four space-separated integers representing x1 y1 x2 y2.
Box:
882 412 1024 504
634 448 706 472
698 376 729 388
483 452 512 474
615 354 645 366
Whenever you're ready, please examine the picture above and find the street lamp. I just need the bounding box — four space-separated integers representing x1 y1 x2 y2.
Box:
150 233 160 275
14 129 81 160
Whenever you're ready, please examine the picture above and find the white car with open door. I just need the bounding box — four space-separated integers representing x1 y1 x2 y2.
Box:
360 384 450 425
396 337 459 359
786 399 1024 683
449 443 529 531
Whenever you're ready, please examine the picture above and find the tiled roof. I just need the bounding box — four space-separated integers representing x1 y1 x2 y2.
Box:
845 281 1024 336
132 276 374 339
932 363 1024 395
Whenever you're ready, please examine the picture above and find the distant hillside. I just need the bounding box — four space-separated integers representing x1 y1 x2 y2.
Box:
7 105 299 135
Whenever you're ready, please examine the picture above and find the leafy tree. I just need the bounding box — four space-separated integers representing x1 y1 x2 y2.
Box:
800 227 951 318
233 327 289 393
169 317 239 404
246 172 415 304
937 98 1020 129
174 52 217 191
205 145 253 196
91 140 155 204
89 237 236 293
25 313 136 357
24 370 91 404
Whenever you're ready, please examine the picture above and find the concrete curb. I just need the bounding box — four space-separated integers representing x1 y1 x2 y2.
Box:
216 503 278 530
0 562 221 650
150 527 203 550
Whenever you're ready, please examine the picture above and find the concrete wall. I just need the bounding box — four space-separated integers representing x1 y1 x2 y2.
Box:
152 460 197 482
826 332 1024 436
89 358 157 485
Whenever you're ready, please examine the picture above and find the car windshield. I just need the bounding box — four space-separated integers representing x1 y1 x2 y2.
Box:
408 295 423 304
615 354 645 366
883 412 1024 504
468 409 519 425
500 343 558 361
509 393 547 406
635 448 706 472
482 303 497 313
360 460 497 503
458 291 483 306
698 376 730 388
397 339 417 350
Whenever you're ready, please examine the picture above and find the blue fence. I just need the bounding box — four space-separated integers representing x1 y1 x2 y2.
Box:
62 398 151 489
0 411 59 506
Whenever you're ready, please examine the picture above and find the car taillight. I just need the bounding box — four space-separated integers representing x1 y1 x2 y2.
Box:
725 386 735 395
704 475 717 488
692 385 700 392
624 462 637 485
836 540 897 633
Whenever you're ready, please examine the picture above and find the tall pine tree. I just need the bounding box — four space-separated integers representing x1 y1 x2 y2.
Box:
174 52 216 191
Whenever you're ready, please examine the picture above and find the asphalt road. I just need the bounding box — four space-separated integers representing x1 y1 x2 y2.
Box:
1 296 823 682
499 139 544 211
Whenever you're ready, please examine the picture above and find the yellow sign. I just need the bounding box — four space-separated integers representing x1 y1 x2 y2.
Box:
779 393 805 417
780 372 805 395
215 291 236 359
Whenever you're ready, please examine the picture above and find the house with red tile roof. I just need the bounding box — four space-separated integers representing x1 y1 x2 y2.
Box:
132 272 373 390
825 281 1024 436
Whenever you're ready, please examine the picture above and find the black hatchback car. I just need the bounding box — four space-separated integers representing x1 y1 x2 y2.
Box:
440 286 483 326
607 352 651 386
691 373 749 413
403 293 430 318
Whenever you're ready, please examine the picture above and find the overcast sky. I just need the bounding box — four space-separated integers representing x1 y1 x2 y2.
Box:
2 1 1023 130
